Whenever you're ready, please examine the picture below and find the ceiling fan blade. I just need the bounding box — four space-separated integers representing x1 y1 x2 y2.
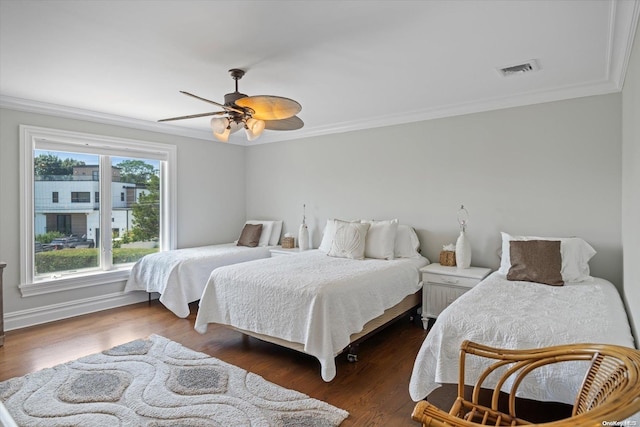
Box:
158 111 227 122
264 115 304 131
180 91 245 114
235 95 302 121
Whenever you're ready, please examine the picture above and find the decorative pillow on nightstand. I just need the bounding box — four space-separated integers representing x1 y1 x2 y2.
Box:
327 220 370 260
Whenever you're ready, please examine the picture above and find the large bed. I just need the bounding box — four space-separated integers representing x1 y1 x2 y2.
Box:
195 220 429 382
409 233 638 416
124 220 281 318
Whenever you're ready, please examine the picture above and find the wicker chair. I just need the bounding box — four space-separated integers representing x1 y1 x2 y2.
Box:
412 340 640 427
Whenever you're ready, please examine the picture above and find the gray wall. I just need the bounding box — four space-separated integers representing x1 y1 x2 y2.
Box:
0 108 246 316
0 88 631 339
246 94 623 289
622 21 640 344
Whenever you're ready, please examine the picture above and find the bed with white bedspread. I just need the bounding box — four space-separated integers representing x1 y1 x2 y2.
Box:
409 232 638 422
124 220 282 317
409 272 636 403
195 249 429 381
124 243 273 317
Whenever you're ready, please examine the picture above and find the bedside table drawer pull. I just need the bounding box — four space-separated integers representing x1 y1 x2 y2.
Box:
442 278 459 284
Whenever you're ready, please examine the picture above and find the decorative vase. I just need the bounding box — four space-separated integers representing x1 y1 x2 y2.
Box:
455 230 471 269
298 223 309 251
298 203 309 251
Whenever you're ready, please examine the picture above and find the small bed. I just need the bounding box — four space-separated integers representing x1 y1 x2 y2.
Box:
194 220 429 381
124 220 281 318
409 233 638 412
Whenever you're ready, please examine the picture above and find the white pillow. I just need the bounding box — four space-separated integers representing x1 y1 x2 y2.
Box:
361 219 398 259
318 219 336 253
245 220 274 247
394 225 421 258
498 232 596 282
327 220 370 260
269 220 283 246
319 218 358 253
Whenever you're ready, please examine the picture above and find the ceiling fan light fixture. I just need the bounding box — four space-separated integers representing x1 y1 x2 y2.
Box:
229 120 244 134
162 68 303 143
211 117 231 142
235 96 302 121
245 118 266 141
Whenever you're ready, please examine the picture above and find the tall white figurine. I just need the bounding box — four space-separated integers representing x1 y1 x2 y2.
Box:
455 204 471 269
298 204 309 251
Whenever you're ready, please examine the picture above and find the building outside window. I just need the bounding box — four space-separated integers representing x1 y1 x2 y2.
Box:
20 125 176 296
71 191 91 203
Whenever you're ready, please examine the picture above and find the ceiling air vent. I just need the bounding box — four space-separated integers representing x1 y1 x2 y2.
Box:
497 59 540 77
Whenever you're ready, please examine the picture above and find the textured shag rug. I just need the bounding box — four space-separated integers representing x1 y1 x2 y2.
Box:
0 334 349 426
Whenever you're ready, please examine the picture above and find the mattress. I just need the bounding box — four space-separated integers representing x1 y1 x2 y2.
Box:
194 249 429 381
409 271 637 405
124 243 273 317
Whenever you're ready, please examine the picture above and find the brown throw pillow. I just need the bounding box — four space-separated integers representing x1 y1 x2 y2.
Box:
507 240 564 286
237 223 263 247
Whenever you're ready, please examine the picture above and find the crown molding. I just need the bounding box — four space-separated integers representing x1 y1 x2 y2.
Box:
0 95 215 142
2 1 637 147
609 0 640 89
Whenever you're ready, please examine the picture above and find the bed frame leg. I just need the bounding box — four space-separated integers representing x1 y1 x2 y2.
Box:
347 344 359 362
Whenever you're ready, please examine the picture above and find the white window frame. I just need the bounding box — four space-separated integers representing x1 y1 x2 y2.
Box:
19 125 177 297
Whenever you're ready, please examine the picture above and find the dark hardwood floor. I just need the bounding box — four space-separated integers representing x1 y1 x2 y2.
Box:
0 300 431 426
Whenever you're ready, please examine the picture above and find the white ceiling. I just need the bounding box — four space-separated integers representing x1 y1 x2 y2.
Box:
1 0 638 146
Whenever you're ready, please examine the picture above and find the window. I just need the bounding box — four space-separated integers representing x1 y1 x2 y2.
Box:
20 125 176 296
71 191 90 203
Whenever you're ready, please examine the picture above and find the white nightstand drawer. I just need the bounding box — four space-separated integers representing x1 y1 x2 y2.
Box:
269 246 302 257
422 273 479 289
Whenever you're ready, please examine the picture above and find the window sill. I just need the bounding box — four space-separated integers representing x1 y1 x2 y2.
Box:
19 267 132 297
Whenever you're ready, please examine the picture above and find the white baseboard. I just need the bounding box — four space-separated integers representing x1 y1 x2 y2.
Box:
4 292 153 331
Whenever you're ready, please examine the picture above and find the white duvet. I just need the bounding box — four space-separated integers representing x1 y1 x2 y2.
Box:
409 272 637 408
194 250 429 381
124 243 272 318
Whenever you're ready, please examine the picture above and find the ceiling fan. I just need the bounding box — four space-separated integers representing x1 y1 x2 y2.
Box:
159 68 303 142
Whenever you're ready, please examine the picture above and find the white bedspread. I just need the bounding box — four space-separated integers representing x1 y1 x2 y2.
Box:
409 272 637 407
125 243 272 318
195 250 429 381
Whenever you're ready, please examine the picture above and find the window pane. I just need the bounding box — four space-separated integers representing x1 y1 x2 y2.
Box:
34 150 100 276
112 157 160 266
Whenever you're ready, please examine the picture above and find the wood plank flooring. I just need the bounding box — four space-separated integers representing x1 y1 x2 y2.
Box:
0 300 430 426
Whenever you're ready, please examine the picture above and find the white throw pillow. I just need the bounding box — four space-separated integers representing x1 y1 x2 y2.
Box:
394 225 421 258
361 219 398 259
319 218 358 253
269 220 283 246
327 220 370 260
318 219 336 253
498 232 596 282
245 220 274 247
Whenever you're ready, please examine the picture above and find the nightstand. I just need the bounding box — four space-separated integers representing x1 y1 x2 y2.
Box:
269 246 303 257
420 263 491 329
